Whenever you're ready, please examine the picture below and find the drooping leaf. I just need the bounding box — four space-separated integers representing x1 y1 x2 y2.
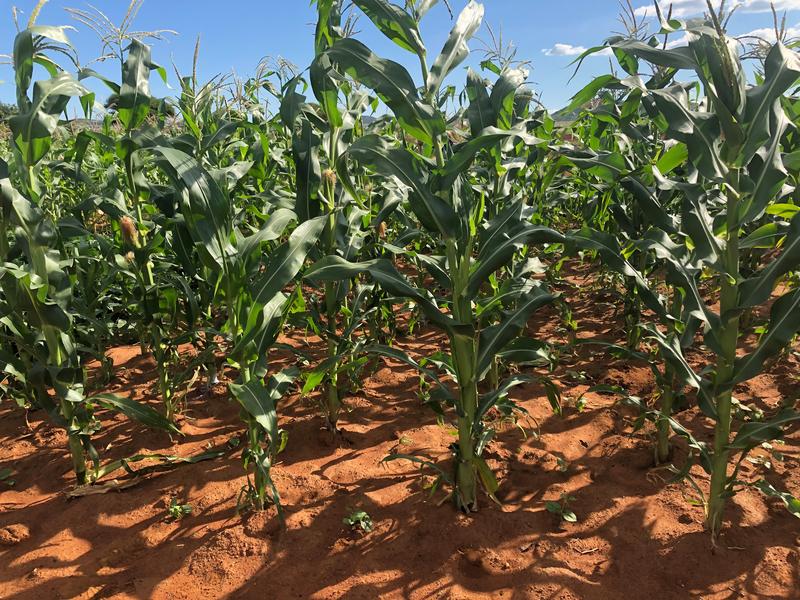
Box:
347 134 459 237
354 0 426 60
327 38 445 144
92 394 180 434
426 1 484 97
734 289 800 384
739 212 800 308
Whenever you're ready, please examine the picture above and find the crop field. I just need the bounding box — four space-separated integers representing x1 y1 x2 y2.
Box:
0 0 799 598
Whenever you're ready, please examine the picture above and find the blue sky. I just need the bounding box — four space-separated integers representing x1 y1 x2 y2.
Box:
2 0 800 112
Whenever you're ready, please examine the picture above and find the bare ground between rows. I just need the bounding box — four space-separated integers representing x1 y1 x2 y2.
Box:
0 270 799 600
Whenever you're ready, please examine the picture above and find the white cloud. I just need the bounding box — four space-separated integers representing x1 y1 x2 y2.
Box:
543 43 587 56
634 0 800 18
737 23 800 40
542 43 612 57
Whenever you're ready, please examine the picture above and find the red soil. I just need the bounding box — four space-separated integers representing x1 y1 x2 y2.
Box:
1 272 798 599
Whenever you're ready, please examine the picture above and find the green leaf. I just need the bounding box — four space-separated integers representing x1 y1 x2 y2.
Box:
754 480 800 518
495 338 552 367
347 135 459 237
562 74 618 114
739 212 800 308
545 501 561 514
10 73 89 167
739 112 789 225
568 228 666 321
118 39 157 130
235 209 297 260
477 285 557 377
740 222 782 250
306 255 468 337
310 53 343 128
469 225 564 297
427 1 483 97
230 368 298 446
438 126 541 192
729 410 800 450
476 375 534 422
327 38 444 144
564 149 626 184
643 324 717 419
621 177 676 233
734 289 800 384
292 118 323 223
489 68 526 129
655 142 688 175
0 468 14 487
353 0 426 60
465 68 492 136
613 39 698 70
741 43 800 164
473 455 499 495
650 85 727 181
364 344 454 402
92 394 180 434
251 216 327 306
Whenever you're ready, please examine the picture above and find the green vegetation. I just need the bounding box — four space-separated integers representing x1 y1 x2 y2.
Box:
0 0 798 555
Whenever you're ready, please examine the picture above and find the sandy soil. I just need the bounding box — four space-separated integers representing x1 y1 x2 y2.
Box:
0 271 798 599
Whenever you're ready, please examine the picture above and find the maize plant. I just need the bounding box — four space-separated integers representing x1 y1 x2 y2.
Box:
573 3 800 540
270 0 394 438
1 23 176 483
307 0 564 511
135 122 325 509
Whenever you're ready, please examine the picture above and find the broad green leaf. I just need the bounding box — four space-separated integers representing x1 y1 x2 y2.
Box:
92 393 180 434
354 0 426 60
754 480 800 518
468 225 564 298
327 38 444 144
437 126 541 192
306 255 469 336
477 285 556 377
650 85 728 181
231 368 298 442
613 39 698 70
621 177 676 233
568 228 666 320
642 325 717 419
495 338 553 367
564 149 626 184
426 1 484 97
489 68 525 130
465 68 492 136
10 73 89 167
739 111 789 225
740 222 783 249
739 212 800 308
655 142 688 174
741 43 800 164
562 74 618 114
734 289 800 384
235 208 297 260
310 53 343 128
118 39 156 130
363 344 454 402
251 216 327 306
347 134 459 237
145 146 232 270
729 410 800 450
292 119 323 222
